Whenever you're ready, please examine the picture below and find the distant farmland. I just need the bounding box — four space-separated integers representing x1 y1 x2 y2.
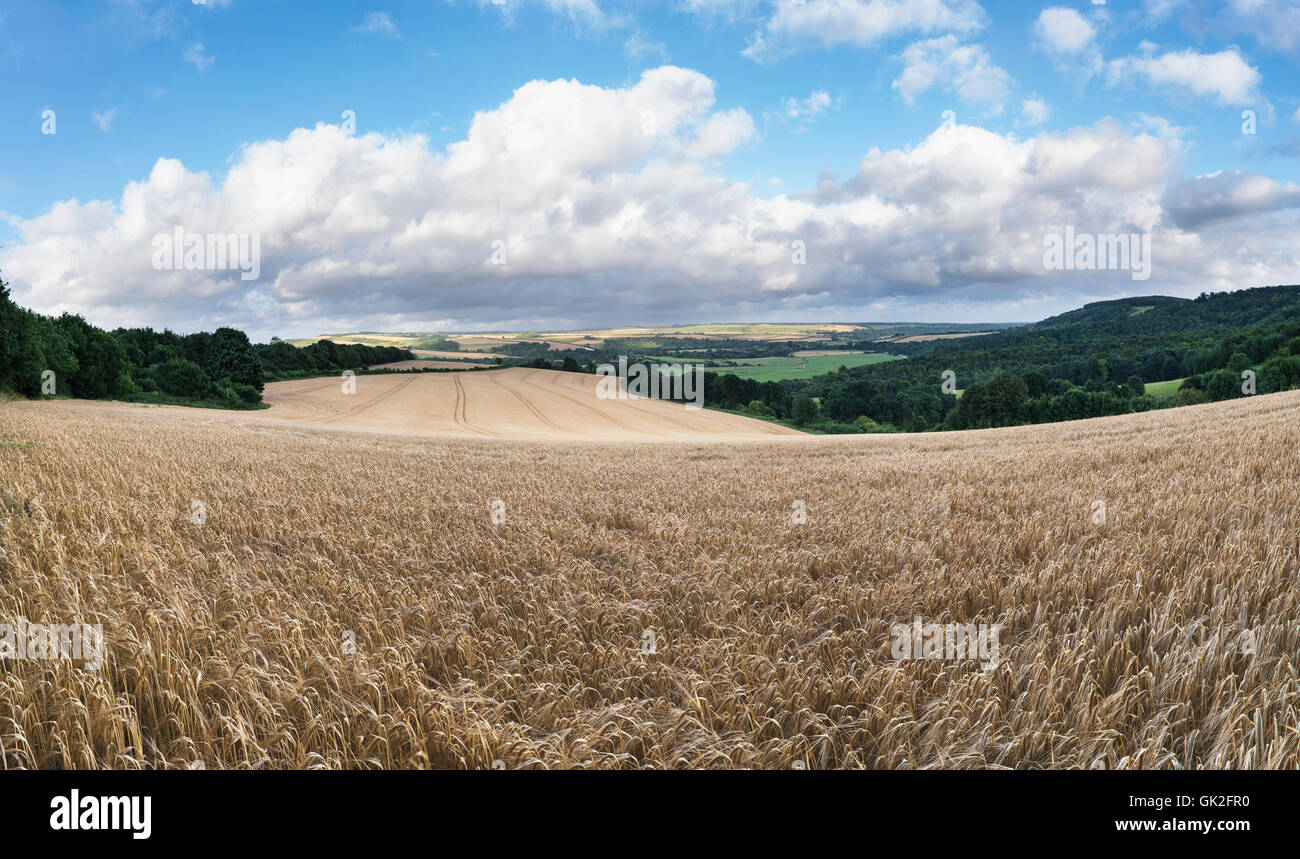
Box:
1145 378 1185 399
704 352 902 381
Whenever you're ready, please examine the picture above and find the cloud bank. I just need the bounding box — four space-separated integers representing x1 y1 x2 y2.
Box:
3 66 1298 338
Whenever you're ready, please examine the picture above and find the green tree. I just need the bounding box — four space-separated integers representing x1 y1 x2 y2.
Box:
1023 370 1049 399
55 314 129 398
153 358 209 398
202 327 264 390
983 371 1029 425
792 395 819 425
1204 369 1239 400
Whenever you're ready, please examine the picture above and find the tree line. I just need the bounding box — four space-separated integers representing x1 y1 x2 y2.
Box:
701 286 1300 433
1 273 411 408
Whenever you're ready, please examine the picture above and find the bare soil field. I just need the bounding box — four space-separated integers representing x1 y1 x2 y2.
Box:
257 368 800 441
2 388 1298 768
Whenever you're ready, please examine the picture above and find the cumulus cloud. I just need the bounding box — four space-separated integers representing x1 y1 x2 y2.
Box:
768 90 841 134
1106 46 1262 106
1163 171 1300 229
1214 0 1300 55
1032 6 1103 81
892 36 1011 111
2 67 1297 338
1020 97 1051 125
1033 6 1096 55
743 0 987 60
782 90 834 120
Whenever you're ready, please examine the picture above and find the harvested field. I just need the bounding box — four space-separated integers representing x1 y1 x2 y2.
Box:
256 368 800 441
1 389 1298 768
412 350 501 361
369 360 494 371
659 332 830 342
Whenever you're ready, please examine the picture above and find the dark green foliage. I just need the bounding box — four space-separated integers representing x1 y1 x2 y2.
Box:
2 269 417 409
0 277 131 399
153 358 209 397
202 328 264 390
792 395 819 425
710 284 1300 434
253 339 412 381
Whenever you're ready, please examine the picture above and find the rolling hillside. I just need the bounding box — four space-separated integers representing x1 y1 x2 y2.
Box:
3 386 1298 767
243 368 801 441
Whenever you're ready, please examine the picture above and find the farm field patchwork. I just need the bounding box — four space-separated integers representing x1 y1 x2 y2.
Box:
702 352 902 381
411 350 501 361
2 389 1298 768
287 324 1001 355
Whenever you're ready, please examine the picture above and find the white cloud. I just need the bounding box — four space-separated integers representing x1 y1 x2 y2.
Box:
1106 47 1262 106
1032 7 1103 81
91 108 117 134
676 0 764 21
475 0 605 28
351 12 400 38
1215 0 1300 55
1292 106 1300 123
892 36 1011 111
687 107 756 157
1164 171 1300 228
3 68 1297 336
1020 97 1050 125
183 42 213 71
1143 0 1186 23
744 0 987 60
624 31 668 61
1032 7 1096 54
782 90 834 120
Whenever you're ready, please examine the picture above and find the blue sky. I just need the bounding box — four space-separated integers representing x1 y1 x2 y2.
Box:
2 1 1298 338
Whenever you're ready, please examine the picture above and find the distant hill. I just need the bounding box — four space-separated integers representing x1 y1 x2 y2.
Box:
1031 285 1300 334
1033 295 1191 328
756 283 1300 433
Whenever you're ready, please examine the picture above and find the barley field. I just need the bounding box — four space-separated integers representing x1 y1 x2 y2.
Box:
255 368 802 441
1 378 1298 769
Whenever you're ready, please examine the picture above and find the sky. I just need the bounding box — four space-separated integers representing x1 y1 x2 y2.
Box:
1 0 1298 340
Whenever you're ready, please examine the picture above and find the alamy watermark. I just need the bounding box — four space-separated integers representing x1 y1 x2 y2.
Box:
890 616 1001 671
1042 227 1151 281
152 226 261 281
0 618 105 670
50 790 150 840
596 356 705 410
